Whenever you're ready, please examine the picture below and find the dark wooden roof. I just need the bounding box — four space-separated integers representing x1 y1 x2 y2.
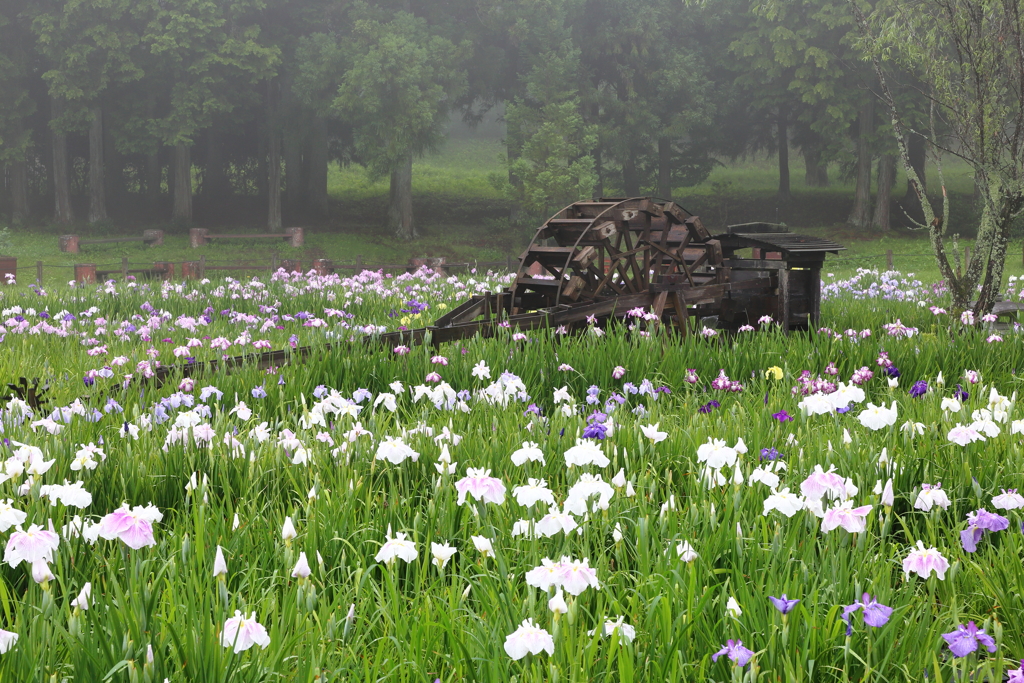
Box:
714 225 845 255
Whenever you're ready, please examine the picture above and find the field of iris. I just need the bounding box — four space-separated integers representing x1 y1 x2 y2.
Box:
0 266 1023 682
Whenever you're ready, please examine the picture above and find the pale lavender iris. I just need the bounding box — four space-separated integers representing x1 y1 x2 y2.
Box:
711 639 754 666
769 595 799 614
960 508 1010 552
942 621 997 658
842 593 892 635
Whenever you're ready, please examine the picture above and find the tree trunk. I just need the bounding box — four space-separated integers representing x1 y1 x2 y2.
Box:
777 106 791 200
903 132 926 201
283 121 304 210
205 126 226 197
10 159 29 225
146 95 161 212
256 121 268 200
848 98 874 229
803 145 828 187
307 115 328 218
88 106 108 223
172 142 192 222
872 154 896 232
593 145 604 198
388 152 414 239
104 112 124 204
507 113 526 226
657 137 672 199
622 153 640 197
51 96 74 225
268 127 282 231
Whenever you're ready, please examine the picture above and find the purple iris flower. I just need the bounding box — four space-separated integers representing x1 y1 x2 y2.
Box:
83 376 95 388
954 384 969 401
523 403 542 417
769 595 799 614
251 385 268 399
842 593 893 635
835 404 852 414
313 385 329 398
698 400 720 414
960 508 1009 552
582 422 607 439
711 640 754 666
885 366 901 378
760 447 782 461
587 410 608 423
772 410 794 422
942 621 997 657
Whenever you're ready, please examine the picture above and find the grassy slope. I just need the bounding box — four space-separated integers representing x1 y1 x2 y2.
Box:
4 138 1022 283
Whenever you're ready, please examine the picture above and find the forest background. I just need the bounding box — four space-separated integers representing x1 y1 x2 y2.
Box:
0 0 1007 270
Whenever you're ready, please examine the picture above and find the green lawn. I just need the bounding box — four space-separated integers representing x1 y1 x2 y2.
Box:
3 138 1018 285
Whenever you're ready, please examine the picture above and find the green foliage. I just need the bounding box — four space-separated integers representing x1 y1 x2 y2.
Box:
0 273 1023 678
332 8 469 180
501 97 597 217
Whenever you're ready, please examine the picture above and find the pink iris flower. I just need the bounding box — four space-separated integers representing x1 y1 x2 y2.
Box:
4 524 60 568
96 504 163 549
454 468 506 506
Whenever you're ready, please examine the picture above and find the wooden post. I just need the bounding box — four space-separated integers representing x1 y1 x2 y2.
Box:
189 228 208 248
506 255 513 272
74 264 97 284
965 246 971 271
121 257 129 279
59 235 80 254
199 255 206 279
36 261 43 285
284 226 304 248
886 249 893 270
356 254 363 273
271 253 278 273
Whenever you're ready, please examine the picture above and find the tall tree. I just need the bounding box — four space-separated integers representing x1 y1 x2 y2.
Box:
500 42 597 217
731 0 866 203
332 9 468 239
294 31 347 220
856 0 1024 312
577 0 716 200
138 0 278 222
31 0 144 224
0 2 36 225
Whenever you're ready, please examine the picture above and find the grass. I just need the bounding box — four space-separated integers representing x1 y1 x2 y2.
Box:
4 137 1022 284
0 270 1023 680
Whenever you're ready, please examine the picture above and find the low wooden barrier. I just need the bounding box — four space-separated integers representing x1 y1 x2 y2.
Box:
60 230 163 253
189 227 303 248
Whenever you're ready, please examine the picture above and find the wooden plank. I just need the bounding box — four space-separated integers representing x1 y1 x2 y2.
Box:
650 276 773 298
683 216 712 241
433 296 489 328
637 198 664 217
80 237 148 245
778 269 790 332
661 202 689 224
671 292 689 335
721 258 788 270
206 233 290 239
808 267 821 326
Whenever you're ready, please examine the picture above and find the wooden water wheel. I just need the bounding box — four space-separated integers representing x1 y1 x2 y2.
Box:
509 197 725 318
